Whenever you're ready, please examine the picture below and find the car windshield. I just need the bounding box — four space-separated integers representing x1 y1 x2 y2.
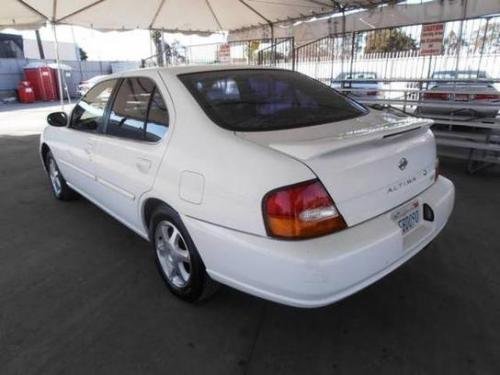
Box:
179 69 367 132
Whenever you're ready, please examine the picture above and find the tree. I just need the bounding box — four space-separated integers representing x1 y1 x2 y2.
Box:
471 21 500 54
150 30 164 66
365 29 417 54
165 40 186 64
78 47 88 61
442 30 467 55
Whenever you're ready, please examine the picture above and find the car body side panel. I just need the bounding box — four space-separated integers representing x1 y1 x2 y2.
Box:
142 71 316 237
91 71 174 231
41 125 100 196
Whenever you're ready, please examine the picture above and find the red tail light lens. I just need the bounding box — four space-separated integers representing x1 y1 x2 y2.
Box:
366 91 378 96
473 93 499 101
263 179 347 239
423 92 450 100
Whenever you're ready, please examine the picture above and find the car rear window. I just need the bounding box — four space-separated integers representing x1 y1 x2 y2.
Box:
338 72 377 80
178 69 367 132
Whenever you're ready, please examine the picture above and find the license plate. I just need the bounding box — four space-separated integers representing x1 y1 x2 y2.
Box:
391 200 421 235
455 94 469 101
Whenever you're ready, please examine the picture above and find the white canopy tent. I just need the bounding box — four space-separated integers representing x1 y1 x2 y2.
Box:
1 0 395 108
1 1 394 33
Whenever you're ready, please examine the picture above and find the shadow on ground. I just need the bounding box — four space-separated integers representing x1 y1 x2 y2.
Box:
0 134 499 374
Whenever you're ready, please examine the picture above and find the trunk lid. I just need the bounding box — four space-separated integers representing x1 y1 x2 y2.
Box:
237 110 437 226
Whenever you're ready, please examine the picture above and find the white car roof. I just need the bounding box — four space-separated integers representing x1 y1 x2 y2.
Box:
108 65 280 80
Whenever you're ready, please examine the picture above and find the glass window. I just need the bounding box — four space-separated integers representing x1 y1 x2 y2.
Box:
145 88 169 142
337 72 377 80
71 79 116 132
179 69 367 132
107 77 169 142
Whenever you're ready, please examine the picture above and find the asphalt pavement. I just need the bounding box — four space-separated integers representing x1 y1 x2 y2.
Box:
0 104 499 374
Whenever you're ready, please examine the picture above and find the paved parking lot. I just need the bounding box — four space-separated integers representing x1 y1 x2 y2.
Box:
1 104 499 374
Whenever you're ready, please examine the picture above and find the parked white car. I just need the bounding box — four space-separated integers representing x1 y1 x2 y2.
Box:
40 66 455 308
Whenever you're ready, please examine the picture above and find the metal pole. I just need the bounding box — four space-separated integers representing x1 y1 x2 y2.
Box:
52 22 65 110
71 25 83 92
349 31 355 79
35 29 45 59
340 7 346 89
329 35 335 84
270 23 275 66
453 0 468 99
476 17 490 78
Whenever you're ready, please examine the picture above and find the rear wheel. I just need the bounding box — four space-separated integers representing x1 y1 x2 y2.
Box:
150 205 218 302
45 151 77 201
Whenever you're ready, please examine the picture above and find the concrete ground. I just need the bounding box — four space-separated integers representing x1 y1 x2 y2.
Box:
0 103 499 375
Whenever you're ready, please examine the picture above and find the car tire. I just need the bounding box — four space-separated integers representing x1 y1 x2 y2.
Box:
45 150 78 201
150 205 218 303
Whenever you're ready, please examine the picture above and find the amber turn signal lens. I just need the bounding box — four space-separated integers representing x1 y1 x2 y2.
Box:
263 179 347 239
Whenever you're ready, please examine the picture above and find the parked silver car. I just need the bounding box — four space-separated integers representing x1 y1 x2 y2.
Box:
331 72 383 98
416 70 500 119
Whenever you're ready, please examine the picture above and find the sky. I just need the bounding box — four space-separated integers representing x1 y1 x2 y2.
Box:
1 24 226 61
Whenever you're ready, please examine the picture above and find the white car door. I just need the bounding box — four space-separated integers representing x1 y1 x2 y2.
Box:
92 76 170 230
51 79 117 195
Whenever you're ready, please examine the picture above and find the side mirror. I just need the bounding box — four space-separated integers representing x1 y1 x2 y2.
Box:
47 112 68 127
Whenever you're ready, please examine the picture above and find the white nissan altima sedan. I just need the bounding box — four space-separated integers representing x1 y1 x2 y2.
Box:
40 66 455 308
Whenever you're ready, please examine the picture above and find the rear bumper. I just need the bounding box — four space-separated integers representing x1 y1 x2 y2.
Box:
184 176 455 308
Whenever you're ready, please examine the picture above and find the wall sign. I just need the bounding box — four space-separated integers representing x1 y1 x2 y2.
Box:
420 23 445 56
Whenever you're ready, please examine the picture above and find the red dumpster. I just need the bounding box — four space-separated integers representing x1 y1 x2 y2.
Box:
17 81 35 103
24 66 58 101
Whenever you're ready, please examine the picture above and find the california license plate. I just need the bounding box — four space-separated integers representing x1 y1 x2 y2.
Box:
391 200 421 235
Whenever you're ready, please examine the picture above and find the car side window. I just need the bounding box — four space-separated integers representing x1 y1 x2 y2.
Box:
145 87 169 142
70 79 116 132
107 77 169 142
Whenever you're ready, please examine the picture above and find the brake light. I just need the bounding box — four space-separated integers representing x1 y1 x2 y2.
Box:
423 92 450 100
472 93 499 100
366 91 378 96
263 179 347 239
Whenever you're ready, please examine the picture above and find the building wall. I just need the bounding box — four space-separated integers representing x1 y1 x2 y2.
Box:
23 39 79 60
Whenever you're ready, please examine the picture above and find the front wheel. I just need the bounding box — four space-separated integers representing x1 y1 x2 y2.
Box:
150 206 218 302
45 151 78 201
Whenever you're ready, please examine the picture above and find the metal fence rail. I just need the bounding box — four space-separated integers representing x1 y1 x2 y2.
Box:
257 38 295 69
142 14 500 172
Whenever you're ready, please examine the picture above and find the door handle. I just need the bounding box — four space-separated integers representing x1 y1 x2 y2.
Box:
136 158 152 173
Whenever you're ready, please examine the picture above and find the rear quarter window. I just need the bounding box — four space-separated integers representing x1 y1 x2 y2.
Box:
179 69 367 132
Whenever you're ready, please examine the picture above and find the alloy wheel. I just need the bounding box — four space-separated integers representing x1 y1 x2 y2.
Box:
48 158 62 196
155 220 191 288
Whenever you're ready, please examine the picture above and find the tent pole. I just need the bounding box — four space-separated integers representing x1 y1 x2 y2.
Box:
51 22 65 110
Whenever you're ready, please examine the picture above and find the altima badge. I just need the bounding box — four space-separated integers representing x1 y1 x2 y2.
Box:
398 157 408 171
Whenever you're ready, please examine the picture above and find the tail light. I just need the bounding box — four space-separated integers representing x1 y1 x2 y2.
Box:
367 91 378 96
423 92 450 100
472 93 499 101
263 179 347 239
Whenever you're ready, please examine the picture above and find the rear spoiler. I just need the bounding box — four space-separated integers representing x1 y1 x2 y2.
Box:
268 117 433 160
